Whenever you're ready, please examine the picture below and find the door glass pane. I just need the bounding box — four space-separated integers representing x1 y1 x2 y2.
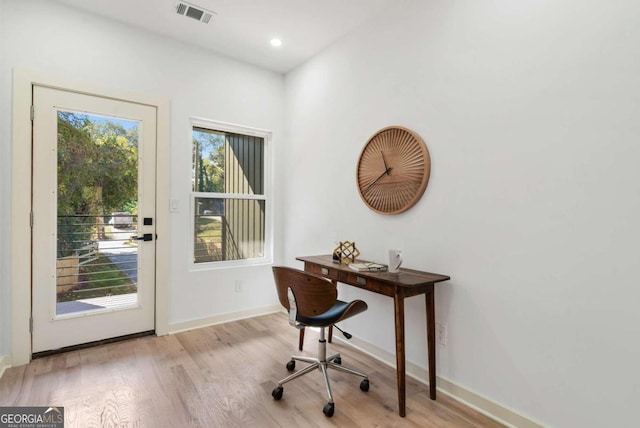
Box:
55 111 140 315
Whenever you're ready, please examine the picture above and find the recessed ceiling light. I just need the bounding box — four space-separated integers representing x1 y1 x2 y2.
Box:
270 38 282 47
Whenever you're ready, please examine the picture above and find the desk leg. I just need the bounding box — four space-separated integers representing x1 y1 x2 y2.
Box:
328 280 337 343
298 328 305 351
426 288 436 400
394 293 406 417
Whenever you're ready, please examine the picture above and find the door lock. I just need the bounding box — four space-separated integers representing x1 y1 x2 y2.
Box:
135 233 153 241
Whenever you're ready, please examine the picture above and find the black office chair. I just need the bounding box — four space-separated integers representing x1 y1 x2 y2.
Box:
271 266 370 417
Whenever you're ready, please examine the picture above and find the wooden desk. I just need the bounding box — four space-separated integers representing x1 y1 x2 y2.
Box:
296 255 450 417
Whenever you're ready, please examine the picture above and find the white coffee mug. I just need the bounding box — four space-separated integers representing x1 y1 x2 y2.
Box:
388 249 403 273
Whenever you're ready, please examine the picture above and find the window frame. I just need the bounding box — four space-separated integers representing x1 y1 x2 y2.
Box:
188 117 273 270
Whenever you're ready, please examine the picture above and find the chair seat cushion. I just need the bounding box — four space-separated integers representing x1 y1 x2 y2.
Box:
296 299 367 327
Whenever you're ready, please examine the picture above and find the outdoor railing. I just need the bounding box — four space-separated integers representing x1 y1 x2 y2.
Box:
56 214 138 302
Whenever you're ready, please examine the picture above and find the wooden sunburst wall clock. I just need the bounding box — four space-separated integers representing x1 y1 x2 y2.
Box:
356 126 431 215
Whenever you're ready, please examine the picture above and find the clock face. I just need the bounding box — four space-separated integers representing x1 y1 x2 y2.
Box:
356 126 431 215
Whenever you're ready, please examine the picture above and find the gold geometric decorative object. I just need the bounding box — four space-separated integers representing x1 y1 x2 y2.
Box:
356 126 431 215
332 241 360 264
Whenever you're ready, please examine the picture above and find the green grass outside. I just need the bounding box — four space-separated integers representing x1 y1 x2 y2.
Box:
196 216 222 238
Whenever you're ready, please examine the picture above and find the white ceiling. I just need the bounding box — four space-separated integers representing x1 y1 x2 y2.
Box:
54 0 395 73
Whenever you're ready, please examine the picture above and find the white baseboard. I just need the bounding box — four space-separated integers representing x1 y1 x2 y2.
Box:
335 335 543 428
168 304 282 334
0 355 11 380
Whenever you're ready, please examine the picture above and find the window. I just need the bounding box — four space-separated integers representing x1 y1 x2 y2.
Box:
191 118 271 267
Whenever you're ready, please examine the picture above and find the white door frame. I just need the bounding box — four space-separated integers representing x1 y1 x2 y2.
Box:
11 69 170 365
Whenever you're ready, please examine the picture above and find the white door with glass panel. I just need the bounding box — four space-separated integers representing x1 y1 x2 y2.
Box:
32 86 156 353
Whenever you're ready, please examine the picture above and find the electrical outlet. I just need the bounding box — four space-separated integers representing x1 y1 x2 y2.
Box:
436 322 448 346
235 280 243 293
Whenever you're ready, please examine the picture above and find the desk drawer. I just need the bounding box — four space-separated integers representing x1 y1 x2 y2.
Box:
307 263 339 280
340 271 395 296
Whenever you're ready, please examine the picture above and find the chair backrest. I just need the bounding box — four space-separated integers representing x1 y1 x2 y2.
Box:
272 266 337 318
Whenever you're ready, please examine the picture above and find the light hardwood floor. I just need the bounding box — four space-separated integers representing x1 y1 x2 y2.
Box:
0 313 503 427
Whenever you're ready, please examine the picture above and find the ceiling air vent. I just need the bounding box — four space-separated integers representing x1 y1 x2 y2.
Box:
176 1 216 24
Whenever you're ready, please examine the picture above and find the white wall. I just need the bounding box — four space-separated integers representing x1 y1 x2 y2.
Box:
0 0 284 354
283 0 640 426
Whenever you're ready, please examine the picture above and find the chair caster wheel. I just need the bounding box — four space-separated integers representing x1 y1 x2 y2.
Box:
323 402 335 417
333 357 341 365
272 386 283 400
286 360 295 371
360 379 370 392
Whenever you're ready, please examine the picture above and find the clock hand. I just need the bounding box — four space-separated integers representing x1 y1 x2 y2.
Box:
364 167 392 193
381 151 389 174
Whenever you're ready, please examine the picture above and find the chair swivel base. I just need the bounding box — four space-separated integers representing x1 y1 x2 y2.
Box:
271 329 369 417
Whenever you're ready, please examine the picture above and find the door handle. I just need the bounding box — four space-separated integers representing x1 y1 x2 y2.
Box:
135 233 153 241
